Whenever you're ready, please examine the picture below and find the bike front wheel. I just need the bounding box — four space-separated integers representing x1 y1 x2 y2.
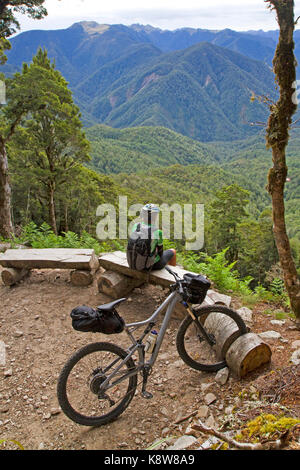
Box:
176 305 248 372
57 342 137 427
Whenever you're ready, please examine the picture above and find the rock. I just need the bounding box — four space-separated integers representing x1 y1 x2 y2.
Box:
167 435 197 451
200 382 213 393
204 393 217 406
161 427 170 437
38 443 45 450
0 243 11 253
207 290 231 307
270 319 285 326
258 330 282 340
291 340 300 350
290 349 300 366
205 415 217 428
237 307 253 326
172 359 184 368
0 406 9 414
0 341 6 367
13 330 24 338
50 408 61 416
225 405 234 415
118 442 129 448
215 367 229 386
160 407 169 417
197 405 209 419
198 436 220 450
3 368 12 377
185 424 197 436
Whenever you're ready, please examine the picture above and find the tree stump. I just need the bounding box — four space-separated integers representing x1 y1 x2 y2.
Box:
70 270 94 287
225 333 272 378
204 312 243 359
1 268 29 286
98 270 144 299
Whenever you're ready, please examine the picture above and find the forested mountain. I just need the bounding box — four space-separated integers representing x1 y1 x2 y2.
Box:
1 21 281 141
86 125 215 174
1 20 299 292
87 123 300 243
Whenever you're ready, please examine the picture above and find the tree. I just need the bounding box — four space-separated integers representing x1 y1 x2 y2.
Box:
237 210 279 284
0 1 48 63
206 184 250 263
0 62 48 238
10 48 90 235
0 0 49 237
265 0 300 324
0 37 10 64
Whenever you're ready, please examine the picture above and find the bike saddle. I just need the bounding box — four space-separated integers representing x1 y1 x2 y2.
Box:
97 298 127 312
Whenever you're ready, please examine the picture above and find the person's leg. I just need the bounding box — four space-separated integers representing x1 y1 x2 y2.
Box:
168 249 176 267
152 249 177 270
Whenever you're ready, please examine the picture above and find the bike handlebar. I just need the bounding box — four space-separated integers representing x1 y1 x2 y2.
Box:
165 266 187 298
165 266 181 281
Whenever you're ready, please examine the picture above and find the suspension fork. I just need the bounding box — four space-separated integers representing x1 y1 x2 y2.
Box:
185 304 215 346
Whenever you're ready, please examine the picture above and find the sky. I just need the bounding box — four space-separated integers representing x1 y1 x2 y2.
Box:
16 0 300 33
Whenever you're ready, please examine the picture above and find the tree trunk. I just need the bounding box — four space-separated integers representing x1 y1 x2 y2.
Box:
0 139 14 239
48 182 57 235
266 0 300 323
64 204 69 233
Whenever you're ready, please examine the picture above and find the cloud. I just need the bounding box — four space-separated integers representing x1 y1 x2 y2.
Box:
15 0 300 33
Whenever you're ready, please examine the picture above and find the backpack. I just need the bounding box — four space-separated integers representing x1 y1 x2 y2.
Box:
127 223 157 271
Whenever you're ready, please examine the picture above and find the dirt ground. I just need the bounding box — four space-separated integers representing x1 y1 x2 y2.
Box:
0 269 299 451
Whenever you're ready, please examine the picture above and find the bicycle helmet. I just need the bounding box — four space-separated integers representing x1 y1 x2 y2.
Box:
141 204 160 225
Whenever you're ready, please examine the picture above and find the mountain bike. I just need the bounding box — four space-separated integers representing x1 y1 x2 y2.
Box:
57 267 248 427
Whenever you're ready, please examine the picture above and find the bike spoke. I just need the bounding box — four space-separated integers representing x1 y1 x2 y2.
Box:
64 349 134 419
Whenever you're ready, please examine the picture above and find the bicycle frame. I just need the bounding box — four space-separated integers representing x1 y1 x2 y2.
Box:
99 290 183 391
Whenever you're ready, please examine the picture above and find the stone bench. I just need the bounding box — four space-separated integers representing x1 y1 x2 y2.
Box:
0 248 100 287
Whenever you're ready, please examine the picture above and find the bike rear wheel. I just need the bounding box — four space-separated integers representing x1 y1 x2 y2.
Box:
57 342 137 427
176 305 248 372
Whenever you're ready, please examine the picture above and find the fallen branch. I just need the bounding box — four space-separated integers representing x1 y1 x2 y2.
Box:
192 421 290 450
174 411 198 425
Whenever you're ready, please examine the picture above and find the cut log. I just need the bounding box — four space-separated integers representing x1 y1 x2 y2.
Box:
225 333 272 378
0 249 99 271
70 270 94 287
1 268 29 286
99 251 192 288
204 312 243 359
98 270 144 299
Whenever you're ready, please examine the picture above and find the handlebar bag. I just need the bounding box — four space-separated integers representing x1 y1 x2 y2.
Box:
183 273 211 304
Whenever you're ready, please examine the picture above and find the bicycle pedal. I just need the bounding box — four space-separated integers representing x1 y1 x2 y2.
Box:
141 391 153 400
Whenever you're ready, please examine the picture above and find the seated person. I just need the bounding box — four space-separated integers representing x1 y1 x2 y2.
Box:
127 204 176 271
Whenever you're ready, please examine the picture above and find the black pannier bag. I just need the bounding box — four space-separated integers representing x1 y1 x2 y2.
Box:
183 273 211 305
71 306 125 335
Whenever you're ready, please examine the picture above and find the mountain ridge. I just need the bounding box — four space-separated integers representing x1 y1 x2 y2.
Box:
1 21 292 141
